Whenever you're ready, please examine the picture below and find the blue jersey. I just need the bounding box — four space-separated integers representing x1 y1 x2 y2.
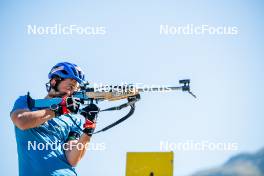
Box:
10 95 83 176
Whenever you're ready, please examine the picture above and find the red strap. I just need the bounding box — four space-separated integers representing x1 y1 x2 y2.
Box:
61 96 70 114
83 119 96 129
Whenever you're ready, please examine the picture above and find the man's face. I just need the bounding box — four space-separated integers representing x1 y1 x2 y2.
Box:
57 78 79 96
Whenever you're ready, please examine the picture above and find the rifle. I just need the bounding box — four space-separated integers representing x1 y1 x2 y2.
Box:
27 79 196 134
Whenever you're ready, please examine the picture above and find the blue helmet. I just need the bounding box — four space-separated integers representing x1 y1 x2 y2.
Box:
48 62 85 84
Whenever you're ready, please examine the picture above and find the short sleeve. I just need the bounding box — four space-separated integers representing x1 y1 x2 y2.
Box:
10 95 29 115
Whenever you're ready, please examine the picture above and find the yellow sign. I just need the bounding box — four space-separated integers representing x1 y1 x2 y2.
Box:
126 152 173 176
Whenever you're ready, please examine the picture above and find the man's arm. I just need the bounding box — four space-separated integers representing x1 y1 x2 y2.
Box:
64 103 98 167
11 109 55 130
65 134 91 167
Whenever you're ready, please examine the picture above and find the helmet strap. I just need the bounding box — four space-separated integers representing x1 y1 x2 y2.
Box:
46 76 64 92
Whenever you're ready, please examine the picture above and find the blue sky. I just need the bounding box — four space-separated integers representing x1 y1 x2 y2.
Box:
1 0 264 175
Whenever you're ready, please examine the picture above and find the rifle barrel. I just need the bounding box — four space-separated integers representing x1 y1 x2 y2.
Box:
137 86 183 92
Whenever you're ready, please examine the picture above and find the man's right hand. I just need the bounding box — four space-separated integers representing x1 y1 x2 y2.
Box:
51 96 80 117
